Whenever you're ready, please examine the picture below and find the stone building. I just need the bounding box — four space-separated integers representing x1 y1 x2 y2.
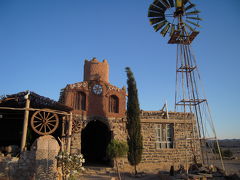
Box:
60 58 201 171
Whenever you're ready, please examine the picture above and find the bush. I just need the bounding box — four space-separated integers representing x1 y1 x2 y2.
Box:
56 151 85 179
107 139 128 159
222 149 233 158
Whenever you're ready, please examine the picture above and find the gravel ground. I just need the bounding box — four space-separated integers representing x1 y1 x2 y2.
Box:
215 160 240 175
75 159 240 180
81 173 160 180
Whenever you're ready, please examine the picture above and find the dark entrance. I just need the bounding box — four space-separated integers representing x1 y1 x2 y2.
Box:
81 120 111 166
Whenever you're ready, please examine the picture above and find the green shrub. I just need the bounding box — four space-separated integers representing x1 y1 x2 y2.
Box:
222 149 233 158
107 139 128 159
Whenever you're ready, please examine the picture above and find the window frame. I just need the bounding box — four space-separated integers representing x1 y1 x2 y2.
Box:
155 123 174 149
74 91 86 111
109 95 119 113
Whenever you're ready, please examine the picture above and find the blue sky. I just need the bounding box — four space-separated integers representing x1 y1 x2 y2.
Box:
0 0 239 139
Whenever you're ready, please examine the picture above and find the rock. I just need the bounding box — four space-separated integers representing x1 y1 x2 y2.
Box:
3 145 19 157
176 164 186 174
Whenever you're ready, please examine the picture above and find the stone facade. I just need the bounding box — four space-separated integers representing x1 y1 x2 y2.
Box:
70 115 127 154
138 111 201 171
61 58 201 171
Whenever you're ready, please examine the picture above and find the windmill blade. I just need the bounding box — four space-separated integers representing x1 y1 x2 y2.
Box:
170 24 175 36
148 11 164 18
150 17 166 25
185 3 195 11
153 20 167 32
160 22 170 37
186 20 200 27
161 0 171 8
185 10 200 15
149 4 162 12
186 16 202 21
168 0 175 8
184 22 195 32
153 0 167 11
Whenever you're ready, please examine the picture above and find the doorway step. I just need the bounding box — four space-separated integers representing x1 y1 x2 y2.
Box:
81 166 115 179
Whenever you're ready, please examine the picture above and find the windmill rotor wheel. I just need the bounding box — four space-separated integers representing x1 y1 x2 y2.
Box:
31 111 59 135
72 119 82 133
148 0 202 37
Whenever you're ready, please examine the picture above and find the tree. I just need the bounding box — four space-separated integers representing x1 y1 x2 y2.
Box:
125 67 143 175
107 140 128 180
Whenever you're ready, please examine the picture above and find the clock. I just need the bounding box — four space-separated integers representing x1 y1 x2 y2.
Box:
92 84 103 95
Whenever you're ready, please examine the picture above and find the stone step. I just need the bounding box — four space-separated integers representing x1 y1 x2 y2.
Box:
81 167 117 180
81 175 114 180
83 166 116 176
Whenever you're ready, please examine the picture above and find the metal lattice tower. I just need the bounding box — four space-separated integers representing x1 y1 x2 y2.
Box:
148 0 225 171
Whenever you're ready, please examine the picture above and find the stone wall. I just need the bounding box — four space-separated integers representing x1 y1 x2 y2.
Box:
0 151 35 180
0 135 60 180
136 111 201 171
70 111 201 172
114 111 201 172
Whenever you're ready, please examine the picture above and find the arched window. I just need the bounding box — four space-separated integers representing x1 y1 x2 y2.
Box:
109 95 119 113
74 91 86 110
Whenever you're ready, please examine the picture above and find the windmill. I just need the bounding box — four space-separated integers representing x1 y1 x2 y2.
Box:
148 0 225 171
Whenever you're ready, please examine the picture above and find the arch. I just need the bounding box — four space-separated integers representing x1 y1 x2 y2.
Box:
109 95 119 113
81 120 111 165
74 91 86 110
86 116 110 128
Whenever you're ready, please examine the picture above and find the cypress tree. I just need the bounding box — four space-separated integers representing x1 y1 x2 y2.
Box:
125 67 143 175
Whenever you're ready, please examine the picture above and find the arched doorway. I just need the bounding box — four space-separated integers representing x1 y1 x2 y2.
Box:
81 120 111 166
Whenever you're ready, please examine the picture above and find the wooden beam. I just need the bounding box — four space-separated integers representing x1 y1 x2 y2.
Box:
0 106 70 115
20 92 30 152
67 113 73 153
140 118 195 123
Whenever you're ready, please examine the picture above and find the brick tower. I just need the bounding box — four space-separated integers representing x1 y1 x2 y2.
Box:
62 58 126 118
61 58 127 162
83 58 109 82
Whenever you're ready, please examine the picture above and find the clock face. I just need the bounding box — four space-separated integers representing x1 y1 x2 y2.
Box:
92 84 103 95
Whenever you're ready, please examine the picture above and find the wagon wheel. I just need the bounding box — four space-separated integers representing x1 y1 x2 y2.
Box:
31 111 59 135
72 119 82 133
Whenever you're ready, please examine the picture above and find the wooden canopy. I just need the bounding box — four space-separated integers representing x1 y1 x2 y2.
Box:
0 91 72 112
0 91 73 151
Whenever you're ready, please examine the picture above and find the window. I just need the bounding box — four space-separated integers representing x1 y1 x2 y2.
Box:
74 91 86 110
155 124 174 149
109 95 119 113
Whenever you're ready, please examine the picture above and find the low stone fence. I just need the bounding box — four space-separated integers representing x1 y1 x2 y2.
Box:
0 135 60 180
0 151 35 180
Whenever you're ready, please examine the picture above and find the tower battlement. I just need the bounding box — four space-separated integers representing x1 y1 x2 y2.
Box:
84 58 109 83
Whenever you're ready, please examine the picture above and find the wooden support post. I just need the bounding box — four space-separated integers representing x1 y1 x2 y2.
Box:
67 112 73 153
20 91 30 152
